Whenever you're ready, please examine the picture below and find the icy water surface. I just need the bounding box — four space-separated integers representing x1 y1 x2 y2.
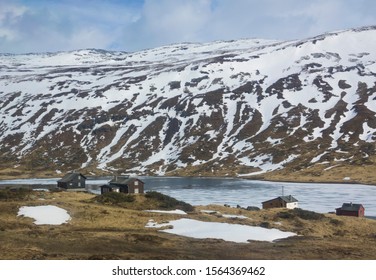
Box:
1 176 376 216
140 177 376 216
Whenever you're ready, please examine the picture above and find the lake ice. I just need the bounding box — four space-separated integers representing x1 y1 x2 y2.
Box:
3 177 376 216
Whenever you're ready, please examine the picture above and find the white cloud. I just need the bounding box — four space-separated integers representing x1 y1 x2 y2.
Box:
0 0 376 53
120 0 212 50
66 27 116 50
284 0 358 35
123 0 372 51
0 0 138 53
0 1 27 22
0 1 27 42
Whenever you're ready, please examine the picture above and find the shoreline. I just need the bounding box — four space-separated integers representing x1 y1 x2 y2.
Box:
1 173 376 187
2 162 376 186
245 177 376 187
2 175 376 215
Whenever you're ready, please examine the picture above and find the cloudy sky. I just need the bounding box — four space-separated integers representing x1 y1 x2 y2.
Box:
0 0 375 54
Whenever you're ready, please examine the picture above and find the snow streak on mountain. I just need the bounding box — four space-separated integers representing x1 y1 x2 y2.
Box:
1 26 376 179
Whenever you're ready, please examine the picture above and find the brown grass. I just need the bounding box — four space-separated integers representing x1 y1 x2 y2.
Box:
248 162 376 185
1 190 376 260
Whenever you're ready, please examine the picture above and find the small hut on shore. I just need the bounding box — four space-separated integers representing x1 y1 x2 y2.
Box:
100 176 144 194
336 203 365 217
262 195 299 209
57 172 86 189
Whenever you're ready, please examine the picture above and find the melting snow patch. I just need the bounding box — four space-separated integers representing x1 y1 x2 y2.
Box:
18 205 71 225
145 219 166 228
200 210 220 214
146 218 295 243
200 210 248 219
33 188 50 192
221 214 248 219
324 164 341 171
145 209 187 215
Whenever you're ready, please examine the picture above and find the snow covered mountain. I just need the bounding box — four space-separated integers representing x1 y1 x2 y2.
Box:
1 26 376 181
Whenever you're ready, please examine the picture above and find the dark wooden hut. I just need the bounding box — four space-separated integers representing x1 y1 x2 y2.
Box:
100 176 144 194
57 172 87 189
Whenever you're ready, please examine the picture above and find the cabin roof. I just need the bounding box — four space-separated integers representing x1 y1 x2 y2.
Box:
337 203 364 211
57 172 87 183
109 176 144 185
262 195 298 204
280 195 298 203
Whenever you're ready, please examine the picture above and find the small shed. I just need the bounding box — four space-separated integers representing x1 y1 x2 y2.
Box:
100 176 144 194
336 203 365 217
262 195 299 209
57 172 87 189
100 185 115 194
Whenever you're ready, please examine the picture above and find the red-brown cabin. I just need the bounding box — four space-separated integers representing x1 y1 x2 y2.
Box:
336 203 365 217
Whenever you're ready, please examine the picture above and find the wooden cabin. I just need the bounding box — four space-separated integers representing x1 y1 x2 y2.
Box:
262 195 299 209
100 176 144 194
336 203 365 217
57 172 87 189
100 185 115 194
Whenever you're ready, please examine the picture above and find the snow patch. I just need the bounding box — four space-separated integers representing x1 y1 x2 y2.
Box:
17 205 71 225
222 214 249 219
145 209 187 215
146 218 296 243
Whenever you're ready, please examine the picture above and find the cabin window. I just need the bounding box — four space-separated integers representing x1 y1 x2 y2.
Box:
134 181 139 186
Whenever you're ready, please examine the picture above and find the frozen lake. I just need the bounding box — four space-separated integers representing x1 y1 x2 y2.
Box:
1 176 376 216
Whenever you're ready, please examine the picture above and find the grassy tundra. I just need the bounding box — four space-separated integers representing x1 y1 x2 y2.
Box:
1 189 376 260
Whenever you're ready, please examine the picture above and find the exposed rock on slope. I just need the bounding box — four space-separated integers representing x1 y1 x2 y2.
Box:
1 26 376 181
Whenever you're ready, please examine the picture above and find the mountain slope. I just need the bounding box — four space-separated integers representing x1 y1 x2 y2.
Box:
1 26 376 182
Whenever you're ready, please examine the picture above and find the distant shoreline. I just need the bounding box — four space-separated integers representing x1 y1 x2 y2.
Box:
1 174 376 187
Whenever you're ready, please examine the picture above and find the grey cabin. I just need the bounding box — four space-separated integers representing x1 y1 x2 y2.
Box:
57 172 87 189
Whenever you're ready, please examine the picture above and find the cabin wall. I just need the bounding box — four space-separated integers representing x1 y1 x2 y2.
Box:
79 175 86 188
336 210 361 217
57 182 68 188
286 202 298 209
67 175 85 189
360 208 365 217
101 186 111 194
115 180 145 194
262 199 284 209
105 179 145 194
129 180 144 194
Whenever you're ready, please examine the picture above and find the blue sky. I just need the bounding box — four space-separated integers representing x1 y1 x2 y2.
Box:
0 0 375 53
